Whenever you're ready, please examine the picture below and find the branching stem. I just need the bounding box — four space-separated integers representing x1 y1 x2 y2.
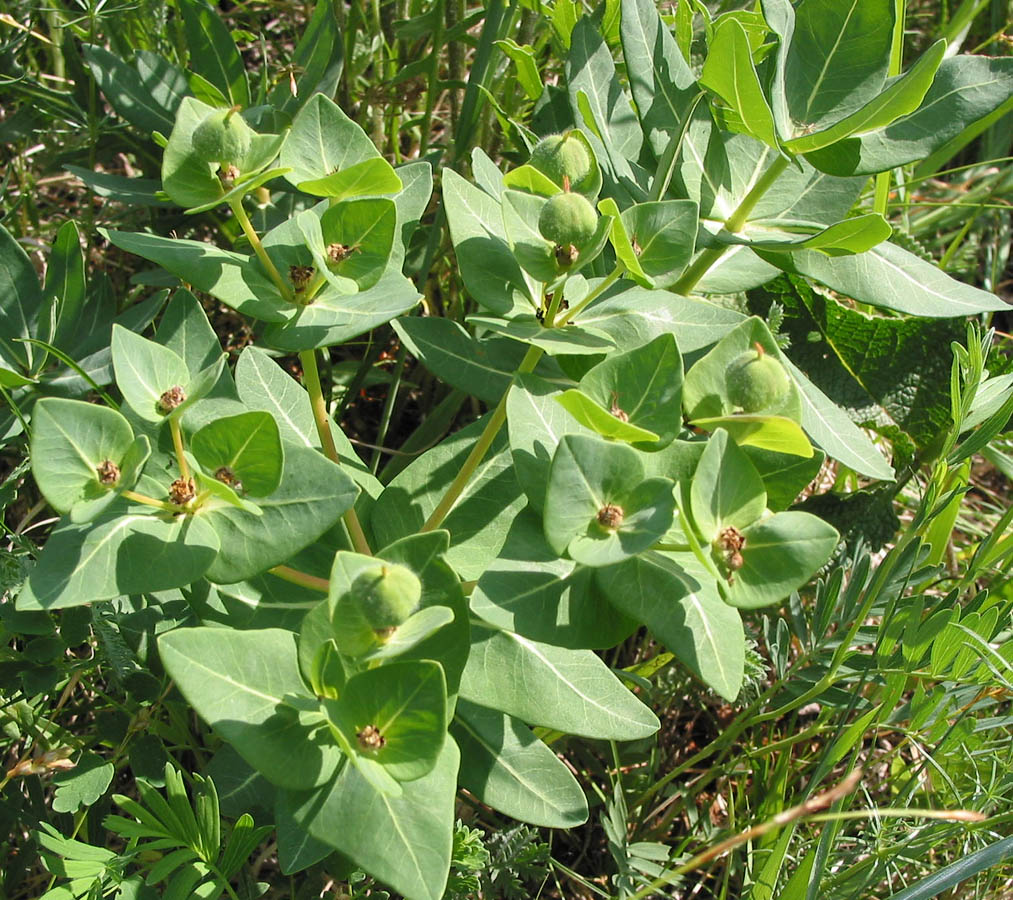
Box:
673 154 792 295
230 198 292 302
269 564 330 592
169 416 189 481
299 348 372 556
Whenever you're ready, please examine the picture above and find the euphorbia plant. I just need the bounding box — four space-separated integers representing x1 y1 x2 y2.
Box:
15 0 1013 897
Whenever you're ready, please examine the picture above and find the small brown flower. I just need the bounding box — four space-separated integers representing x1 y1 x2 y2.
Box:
554 243 579 268
356 724 386 752
157 385 186 414
597 504 624 529
327 242 355 264
631 237 643 256
219 164 241 186
289 265 315 293
609 393 629 423
96 459 121 485
214 466 242 492
169 477 196 506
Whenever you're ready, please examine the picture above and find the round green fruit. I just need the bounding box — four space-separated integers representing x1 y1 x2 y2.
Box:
349 563 422 632
538 192 598 248
192 108 251 166
725 348 791 412
529 133 595 193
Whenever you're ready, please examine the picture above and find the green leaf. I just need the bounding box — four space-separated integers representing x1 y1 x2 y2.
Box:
370 416 526 581
470 315 616 356
0 222 39 373
507 373 596 514
158 627 341 791
233 346 377 486
298 157 403 200
471 508 636 649
102 229 287 323
45 221 86 352
443 168 534 314
314 197 397 290
576 281 748 354
204 442 358 583
280 93 381 188
288 738 460 900
619 200 699 285
502 165 562 199
567 18 642 190
700 17 778 148
178 0 250 107
260 271 422 352
51 752 115 813
620 0 699 156
392 317 514 405
544 435 676 566
30 398 135 513
81 45 181 136
500 188 557 283
690 415 814 457
717 213 892 255
191 411 284 496
460 624 659 739
18 512 220 610
786 356 895 480
357 606 456 664
579 333 684 448
689 429 767 542
780 0 894 135
596 552 744 700
322 661 446 784
746 445 825 510
724 511 839 608
599 198 648 282
556 389 660 443
805 55 1013 175
495 39 543 100
111 325 221 423
452 699 588 827
156 288 224 375
884 836 1013 900
760 240 1008 318
785 40 946 154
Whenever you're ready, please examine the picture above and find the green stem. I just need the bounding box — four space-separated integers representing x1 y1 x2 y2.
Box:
562 264 625 323
169 417 189 481
299 349 373 556
269 564 330 593
421 344 543 532
673 154 792 295
874 0 907 216
370 344 408 473
230 198 292 302
120 490 180 514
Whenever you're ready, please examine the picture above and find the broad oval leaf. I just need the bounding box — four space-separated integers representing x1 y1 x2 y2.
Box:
459 624 660 740
158 627 341 790
452 699 589 828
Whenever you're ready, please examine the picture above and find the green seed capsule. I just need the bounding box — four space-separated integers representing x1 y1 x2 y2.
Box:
192 108 252 167
349 563 422 632
529 132 595 193
538 192 598 248
725 347 791 412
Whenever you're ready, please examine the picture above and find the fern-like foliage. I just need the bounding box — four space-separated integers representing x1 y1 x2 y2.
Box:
36 763 271 900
